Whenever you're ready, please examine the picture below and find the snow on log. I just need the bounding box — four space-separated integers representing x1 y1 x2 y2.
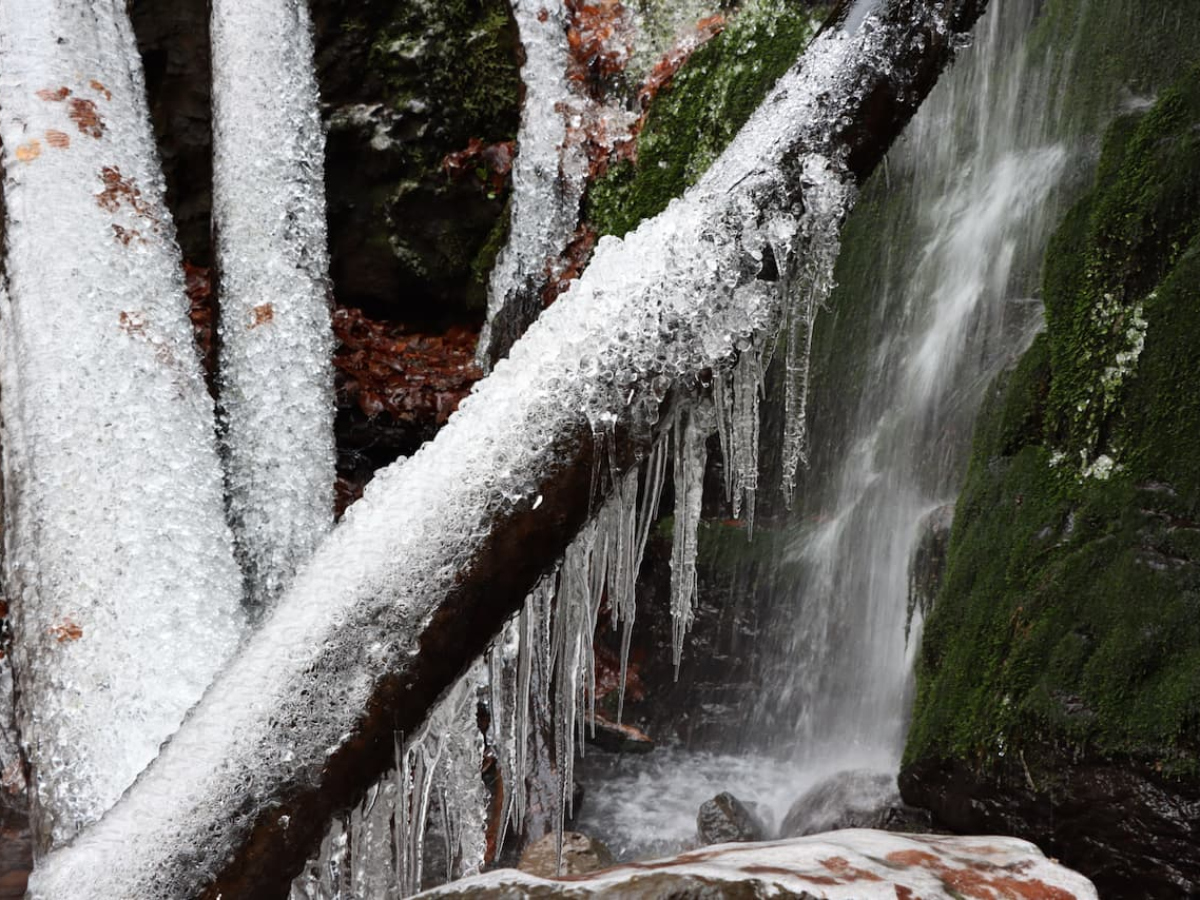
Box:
211 0 336 606
28 0 988 896
0 0 246 852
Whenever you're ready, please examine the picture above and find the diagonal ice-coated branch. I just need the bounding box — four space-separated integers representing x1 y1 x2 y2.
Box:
0 0 246 853
28 1 988 896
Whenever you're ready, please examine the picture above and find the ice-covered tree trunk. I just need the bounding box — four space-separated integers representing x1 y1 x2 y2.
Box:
0 0 246 852
29 0 987 896
211 0 335 606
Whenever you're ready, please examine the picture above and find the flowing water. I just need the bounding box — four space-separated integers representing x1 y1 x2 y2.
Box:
578 0 1098 854
751 0 1075 763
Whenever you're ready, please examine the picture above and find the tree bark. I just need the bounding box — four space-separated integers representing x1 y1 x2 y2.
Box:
28 1 988 896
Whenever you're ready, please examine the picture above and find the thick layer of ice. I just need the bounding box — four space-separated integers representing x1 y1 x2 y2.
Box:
211 0 336 606
414 830 1098 899
0 0 245 850
476 0 586 370
29 4 968 893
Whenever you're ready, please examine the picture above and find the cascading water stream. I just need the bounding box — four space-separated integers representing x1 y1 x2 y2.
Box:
576 0 1099 856
753 0 1074 766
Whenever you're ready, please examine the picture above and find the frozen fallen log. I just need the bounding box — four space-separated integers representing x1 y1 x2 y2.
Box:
0 0 245 852
29 0 988 896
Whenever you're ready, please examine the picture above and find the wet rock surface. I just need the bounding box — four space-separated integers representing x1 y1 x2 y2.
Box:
901 754 1200 899
697 792 767 845
780 770 899 838
519 831 615 879
414 829 1098 898
310 0 520 324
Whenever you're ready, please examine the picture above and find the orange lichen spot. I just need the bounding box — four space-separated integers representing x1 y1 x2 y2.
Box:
119 310 148 335
69 97 105 138
35 86 70 102
89 79 112 100
886 850 942 867
251 303 275 327
45 129 70 149
15 141 41 163
820 857 883 882
49 619 83 643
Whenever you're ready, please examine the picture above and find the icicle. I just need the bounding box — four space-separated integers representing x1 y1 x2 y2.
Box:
211 0 336 606
779 157 853 500
616 436 669 722
670 405 711 674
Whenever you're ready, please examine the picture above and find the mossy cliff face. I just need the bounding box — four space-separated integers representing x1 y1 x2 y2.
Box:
310 0 521 325
901 68 1200 897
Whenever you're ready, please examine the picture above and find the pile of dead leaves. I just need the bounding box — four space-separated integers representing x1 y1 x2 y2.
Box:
333 307 482 427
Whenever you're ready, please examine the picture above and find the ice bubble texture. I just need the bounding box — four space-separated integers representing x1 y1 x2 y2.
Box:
0 0 245 851
211 0 336 607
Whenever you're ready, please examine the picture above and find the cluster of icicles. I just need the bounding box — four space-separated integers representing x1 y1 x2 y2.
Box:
289 334 789 898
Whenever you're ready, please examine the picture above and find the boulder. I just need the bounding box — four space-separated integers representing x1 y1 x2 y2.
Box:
697 792 767 845
780 770 899 838
414 829 1098 898
518 831 614 879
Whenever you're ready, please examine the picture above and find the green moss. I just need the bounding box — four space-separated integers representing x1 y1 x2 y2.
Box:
906 70 1200 780
586 1 827 237
1027 0 1200 138
323 0 521 319
371 0 521 170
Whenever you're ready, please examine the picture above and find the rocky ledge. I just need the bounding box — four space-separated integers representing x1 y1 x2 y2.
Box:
415 829 1097 899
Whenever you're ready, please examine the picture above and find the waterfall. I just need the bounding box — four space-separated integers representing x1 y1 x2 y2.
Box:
211 0 336 607
751 0 1075 766
574 0 1102 856
0 0 245 851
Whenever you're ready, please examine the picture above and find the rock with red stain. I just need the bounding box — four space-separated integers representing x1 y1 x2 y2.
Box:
412 830 1098 898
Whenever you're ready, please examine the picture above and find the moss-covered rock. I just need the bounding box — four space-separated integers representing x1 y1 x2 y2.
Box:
585 0 826 238
902 66 1200 897
311 0 521 325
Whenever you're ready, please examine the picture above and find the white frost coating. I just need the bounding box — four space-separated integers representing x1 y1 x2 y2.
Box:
414 830 1099 899
624 0 725 81
0 652 23 799
0 0 245 850
31 5 968 893
477 0 587 370
211 0 336 606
